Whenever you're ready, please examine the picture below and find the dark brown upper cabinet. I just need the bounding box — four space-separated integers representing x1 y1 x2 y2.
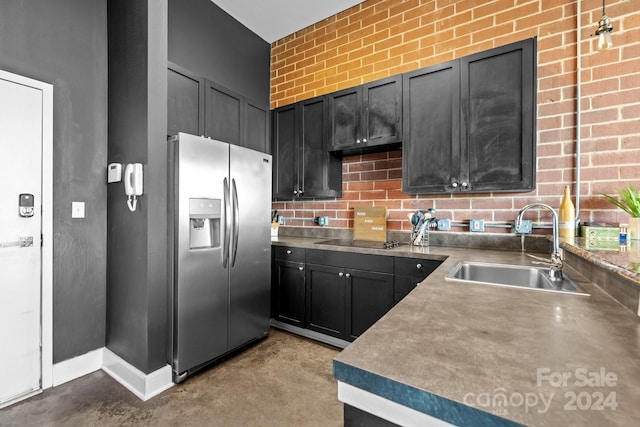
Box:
244 99 270 154
168 62 205 138
272 96 342 200
272 103 297 199
328 76 402 154
168 61 270 153
402 60 460 194
402 38 536 194
205 80 242 146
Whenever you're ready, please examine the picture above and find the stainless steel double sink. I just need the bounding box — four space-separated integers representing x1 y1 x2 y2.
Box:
445 261 589 296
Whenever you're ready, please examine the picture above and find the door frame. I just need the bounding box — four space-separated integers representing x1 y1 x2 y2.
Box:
0 69 53 390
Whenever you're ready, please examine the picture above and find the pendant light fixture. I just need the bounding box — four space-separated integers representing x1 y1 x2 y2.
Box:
595 0 613 51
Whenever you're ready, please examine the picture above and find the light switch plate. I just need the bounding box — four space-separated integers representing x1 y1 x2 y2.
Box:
72 202 85 219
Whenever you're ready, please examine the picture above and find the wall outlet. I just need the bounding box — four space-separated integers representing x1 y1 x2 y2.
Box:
470 219 485 232
437 218 451 231
514 220 532 234
316 216 329 226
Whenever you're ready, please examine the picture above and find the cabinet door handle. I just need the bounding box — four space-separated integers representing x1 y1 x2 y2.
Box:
338 272 344 277
297 188 304 196
416 263 423 269
461 182 469 189
356 139 361 144
298 266 304 271
451 182 458 188
362 138 367 143
293 189 298 195
345 273 351 278
286 250 292 254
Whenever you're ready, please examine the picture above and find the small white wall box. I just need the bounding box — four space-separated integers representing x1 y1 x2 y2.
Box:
72 202 85 219
108 163 122 183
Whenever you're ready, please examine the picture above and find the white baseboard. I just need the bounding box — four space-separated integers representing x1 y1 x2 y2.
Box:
51 347 173 401
52 348 103 387
102 348 173 401
338 382 455 427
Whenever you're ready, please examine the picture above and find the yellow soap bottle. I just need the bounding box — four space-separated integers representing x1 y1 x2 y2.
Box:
559 185 576 238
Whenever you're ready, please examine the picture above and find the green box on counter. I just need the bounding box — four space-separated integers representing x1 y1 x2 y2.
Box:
580 222 620 240
584 239 620 251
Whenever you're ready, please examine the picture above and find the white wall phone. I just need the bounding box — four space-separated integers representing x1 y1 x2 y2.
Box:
124 163 143 212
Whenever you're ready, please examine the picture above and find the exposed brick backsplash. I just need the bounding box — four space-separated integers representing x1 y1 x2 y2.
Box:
270 0 640 232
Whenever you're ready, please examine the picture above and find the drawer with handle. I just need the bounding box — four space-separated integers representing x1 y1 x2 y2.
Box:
274 246 305 262
394 257 442 304
394 257 441 278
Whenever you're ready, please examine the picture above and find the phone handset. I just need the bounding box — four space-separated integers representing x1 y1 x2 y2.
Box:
124 163 143 212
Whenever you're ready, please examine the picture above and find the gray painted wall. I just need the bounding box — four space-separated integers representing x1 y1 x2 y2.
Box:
0 0 268 373
168 0 271 106
107 0 169 374
0 0 108 363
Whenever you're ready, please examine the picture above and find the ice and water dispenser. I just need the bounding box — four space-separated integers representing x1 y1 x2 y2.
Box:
189 198 221 249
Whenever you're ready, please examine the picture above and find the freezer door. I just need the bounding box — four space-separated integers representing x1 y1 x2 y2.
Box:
228 145 272 350
173 133 230 375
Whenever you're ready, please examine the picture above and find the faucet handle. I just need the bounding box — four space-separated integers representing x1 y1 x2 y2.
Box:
526 253 551 263
548 252 564 280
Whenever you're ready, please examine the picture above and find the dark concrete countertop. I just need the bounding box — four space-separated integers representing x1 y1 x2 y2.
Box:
272 236 640 426
564 237 640 283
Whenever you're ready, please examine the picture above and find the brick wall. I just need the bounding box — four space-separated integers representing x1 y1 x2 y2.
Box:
270 0 640 232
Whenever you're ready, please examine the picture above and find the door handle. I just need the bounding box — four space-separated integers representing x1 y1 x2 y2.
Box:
230 178 239 268
223 178 231 268
0 236 33 248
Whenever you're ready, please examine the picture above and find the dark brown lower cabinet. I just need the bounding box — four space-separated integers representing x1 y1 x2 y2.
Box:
272 247 441 343
305 263 346 338
272 246 306 327
344 404 398 427
346 269 394 340
304 263 394 341
393 257 441 303
273 259 306 327
305 249 394 342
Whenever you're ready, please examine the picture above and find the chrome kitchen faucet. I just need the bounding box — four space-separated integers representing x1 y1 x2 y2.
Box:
515 203 563 280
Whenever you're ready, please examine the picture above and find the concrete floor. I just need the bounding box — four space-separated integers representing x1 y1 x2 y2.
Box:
0 329 343 426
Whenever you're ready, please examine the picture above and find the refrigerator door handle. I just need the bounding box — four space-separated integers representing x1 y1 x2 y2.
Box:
223 177 231 268
231 178 240 267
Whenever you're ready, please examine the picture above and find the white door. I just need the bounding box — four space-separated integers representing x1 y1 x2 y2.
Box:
0 76 44 407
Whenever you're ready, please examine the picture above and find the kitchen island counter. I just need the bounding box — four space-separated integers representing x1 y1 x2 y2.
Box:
273 236 640 426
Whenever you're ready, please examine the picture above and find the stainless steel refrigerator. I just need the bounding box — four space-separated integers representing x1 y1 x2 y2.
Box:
168 132 272 383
